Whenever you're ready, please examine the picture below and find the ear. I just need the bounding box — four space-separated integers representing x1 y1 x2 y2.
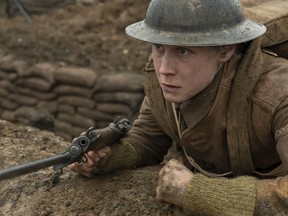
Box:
218 45 237 62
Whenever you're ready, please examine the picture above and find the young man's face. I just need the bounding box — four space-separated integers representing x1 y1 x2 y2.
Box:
152 44 225 103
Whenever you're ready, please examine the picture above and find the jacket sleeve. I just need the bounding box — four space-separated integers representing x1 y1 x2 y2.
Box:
181 173 288 216
125 96 173 166
102 96 173 173
182 98 288 216
252 97 288 215
182 174 257 215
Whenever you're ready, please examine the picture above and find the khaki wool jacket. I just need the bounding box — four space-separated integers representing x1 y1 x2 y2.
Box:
122 38 288 214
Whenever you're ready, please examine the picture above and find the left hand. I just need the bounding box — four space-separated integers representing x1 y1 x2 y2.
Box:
156 159 194 208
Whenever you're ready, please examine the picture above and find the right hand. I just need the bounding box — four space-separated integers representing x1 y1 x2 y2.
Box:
156 159 193 208
68 146 112 177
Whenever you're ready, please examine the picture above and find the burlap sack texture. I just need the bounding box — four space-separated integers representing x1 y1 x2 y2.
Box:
243 0 288 59
0 51 144 141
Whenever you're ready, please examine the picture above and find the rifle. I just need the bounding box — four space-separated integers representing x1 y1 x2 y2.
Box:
0 118 132 181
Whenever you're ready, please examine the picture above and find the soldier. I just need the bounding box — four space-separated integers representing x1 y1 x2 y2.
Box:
69 0 288 215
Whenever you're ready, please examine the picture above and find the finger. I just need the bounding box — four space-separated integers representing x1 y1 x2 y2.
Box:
98 149 109 158
155 186 163 202
73 164 93 178
68 147 112 176
164 159 184 172
159 163 170 176
74 162 93 173
68 162 91 176
159 166 164 176
166 159 177 168
69 155 96 175
98 146 112 156
83 153 97 168
87 150 101 163
68 162 79 172
156 184 169 203
86 147 111 161
159 162 169 176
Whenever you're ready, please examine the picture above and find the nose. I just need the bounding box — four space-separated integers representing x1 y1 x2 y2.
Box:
159 54 176 75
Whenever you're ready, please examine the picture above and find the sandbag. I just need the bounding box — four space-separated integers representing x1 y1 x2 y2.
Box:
242 0 288 58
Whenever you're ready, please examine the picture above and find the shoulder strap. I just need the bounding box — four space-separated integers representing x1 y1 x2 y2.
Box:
227 1 288 175
227 38 274 175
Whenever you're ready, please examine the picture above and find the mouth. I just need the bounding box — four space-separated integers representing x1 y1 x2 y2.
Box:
161 83 180 92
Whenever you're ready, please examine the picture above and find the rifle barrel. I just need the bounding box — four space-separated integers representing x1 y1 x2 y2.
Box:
0 152 71 181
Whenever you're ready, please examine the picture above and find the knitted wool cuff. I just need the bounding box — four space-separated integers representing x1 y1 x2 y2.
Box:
101 139 139 173
183 174 256 216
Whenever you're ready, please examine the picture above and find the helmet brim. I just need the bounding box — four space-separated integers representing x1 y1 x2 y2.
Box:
125 19 266 46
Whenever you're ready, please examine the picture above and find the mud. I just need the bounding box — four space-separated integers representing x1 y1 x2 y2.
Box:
0 120 183 215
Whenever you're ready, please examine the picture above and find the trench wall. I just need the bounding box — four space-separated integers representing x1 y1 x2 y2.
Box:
0 52 145 141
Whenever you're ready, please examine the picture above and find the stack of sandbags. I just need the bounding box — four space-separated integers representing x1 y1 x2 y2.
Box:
0 54 26 122
93 73 144 128
54 66 97 140
14 62 57 126
0 51 145 141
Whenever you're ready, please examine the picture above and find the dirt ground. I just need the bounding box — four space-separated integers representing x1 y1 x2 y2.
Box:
0 120 183 216
0 1 184 215
0 0 151 75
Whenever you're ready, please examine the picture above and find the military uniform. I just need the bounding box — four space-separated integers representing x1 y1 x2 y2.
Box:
108 38 288 215
100 0 288 214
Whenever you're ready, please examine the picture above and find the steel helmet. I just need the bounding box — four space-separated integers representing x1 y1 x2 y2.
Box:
125 0 266 46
